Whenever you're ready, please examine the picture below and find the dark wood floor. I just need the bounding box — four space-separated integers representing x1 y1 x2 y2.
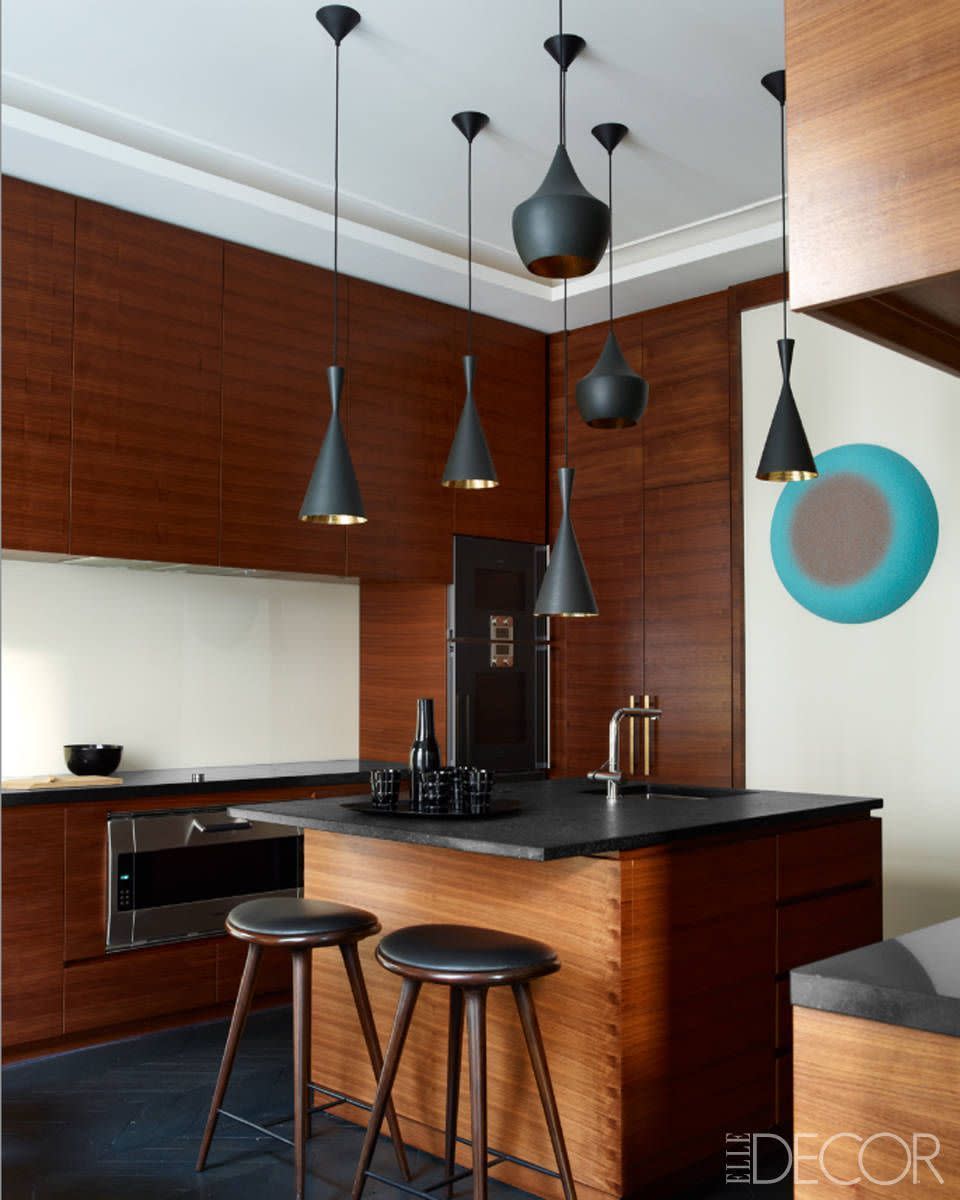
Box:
2 1005 789 1199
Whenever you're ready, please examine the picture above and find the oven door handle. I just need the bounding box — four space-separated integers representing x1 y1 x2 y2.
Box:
190 817 254 835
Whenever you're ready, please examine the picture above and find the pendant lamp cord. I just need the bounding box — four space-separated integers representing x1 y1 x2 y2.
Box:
607 149 614 327
467 134 473 356
558 0 566 147
332 39 341 364
779 97 787 343
563 279 569 467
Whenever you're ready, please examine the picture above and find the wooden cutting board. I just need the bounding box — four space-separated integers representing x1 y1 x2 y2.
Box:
2 774 124 790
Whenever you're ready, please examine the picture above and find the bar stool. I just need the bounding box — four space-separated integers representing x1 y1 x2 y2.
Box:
196 897 410 1200
352 923 578 1200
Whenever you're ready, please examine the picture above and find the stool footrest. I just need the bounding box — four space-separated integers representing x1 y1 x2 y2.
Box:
216 1081 377 1150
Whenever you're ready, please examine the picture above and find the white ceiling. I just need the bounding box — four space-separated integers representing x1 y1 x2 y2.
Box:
1 0 786 331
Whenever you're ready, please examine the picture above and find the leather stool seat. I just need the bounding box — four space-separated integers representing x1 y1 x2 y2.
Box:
227 897 379 945
378 923 558 984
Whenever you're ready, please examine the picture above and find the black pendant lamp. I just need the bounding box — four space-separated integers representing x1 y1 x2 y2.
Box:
442 111 498 490
300 5 367 525
512 0 609 279
534 283 598 618
576 123 649 428
756 70 818 483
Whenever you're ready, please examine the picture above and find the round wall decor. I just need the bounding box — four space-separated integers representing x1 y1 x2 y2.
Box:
770 443 938 623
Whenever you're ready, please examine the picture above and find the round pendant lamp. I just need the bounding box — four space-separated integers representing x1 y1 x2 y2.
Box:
534 282 598 618
300 4 368 525
576 122 649 428
442 111 498 490
756 69 818 483
512 1 609 279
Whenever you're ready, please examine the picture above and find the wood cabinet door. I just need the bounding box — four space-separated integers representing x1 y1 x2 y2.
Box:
70 201 222 564
549 317 645 776
452 313 547 545
1 178 75 553
2 805 65 1046
220 243 346 575
641 291 731 489
643 479 734 788
344 279 456 582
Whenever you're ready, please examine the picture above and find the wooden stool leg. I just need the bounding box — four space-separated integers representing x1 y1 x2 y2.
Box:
196 942 263 1171
351 978 421 1200
512 982 577 1200
339 943 412 1181
293 948 312 1200
444 988 465 1197
465 989 488 1200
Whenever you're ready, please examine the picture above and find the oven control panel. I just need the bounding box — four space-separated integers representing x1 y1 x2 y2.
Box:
117 853 134 910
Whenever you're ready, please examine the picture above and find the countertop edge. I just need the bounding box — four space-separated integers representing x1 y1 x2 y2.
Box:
790 972 960 1041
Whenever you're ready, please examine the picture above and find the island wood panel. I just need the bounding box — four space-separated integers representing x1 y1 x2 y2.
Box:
219 242 347 574
785 0 960 314
641 291 731 489
1 178 75 553
1 805 66 1046
70 200 222 563
793 1007 960 1195
547 316 645 776
620 835 776 1186
452 312 548 544
62 784 363 963
344 279 456 582
777 883 883 975
305 832 625 1199
778 816 882 901
358 582 448 763
643 479 733 787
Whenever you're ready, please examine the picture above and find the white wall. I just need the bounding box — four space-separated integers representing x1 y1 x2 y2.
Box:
1 560 359 776
742 305 960 937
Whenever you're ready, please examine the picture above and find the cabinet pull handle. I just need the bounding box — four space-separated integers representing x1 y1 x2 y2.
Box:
628 693 637 774
642 693 652 777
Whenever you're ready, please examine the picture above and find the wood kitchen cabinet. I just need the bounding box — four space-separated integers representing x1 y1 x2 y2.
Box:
220 243 347 575
785 0 960 374
71 200 223 563
1 178 75 554
344 278 457 582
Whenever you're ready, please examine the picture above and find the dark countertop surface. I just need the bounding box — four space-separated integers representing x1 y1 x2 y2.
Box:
229 778 882 861
791 916 960 1039
0 759 400 807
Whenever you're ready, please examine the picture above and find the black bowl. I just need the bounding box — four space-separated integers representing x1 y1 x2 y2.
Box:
64 744 123 776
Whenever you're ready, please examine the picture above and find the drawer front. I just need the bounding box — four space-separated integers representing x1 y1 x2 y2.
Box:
64 939 218 1034
777 817 881 902
777 883 882 974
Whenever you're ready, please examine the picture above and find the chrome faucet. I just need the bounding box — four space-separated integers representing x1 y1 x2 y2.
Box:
588 704 663 802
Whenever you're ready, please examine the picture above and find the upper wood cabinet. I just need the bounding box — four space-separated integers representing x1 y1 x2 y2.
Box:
71 200 223 564
786 0 960 374
1 178 75 553
452 313 547 545
344 279 457 583
220 243 346 576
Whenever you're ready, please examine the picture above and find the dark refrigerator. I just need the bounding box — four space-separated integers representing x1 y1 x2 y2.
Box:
446 535 550 776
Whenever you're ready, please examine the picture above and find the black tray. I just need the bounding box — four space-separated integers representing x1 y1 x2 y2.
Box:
342 799 519 820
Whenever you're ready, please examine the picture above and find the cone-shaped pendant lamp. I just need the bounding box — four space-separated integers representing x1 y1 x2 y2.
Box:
512 1 609 279
756 69 817 483
300 5 367 524
443 111 498 490
576 122 649 428
534 283 598 618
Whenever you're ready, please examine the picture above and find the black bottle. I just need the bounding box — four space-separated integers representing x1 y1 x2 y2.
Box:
409 697 440 811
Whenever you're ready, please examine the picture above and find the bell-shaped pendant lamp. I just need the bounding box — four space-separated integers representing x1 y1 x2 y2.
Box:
443 111 498 490
300 4 367 525
576 122 649 428
512 1 609 279
534 283 598 618
756 69 817 483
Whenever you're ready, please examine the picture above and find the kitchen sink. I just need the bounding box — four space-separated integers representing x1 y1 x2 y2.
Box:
579 782 734 800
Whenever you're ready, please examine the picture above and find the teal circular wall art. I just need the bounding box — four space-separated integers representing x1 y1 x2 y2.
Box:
770 443 939 623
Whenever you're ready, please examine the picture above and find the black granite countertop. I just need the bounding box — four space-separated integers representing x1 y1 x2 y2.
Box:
0 759 401 807
229 778 882 861
791 917 960 1039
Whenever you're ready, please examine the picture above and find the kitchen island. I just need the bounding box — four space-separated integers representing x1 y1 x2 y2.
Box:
232 781 884 1199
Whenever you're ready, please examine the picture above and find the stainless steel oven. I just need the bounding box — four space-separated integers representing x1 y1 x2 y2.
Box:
106 805 302 951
